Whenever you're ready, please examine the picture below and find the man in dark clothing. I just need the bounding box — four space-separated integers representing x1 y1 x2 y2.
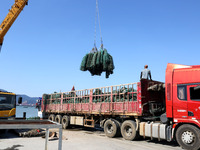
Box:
140 65 152 80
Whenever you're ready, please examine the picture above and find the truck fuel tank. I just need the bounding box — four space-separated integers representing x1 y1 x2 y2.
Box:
139 122 172 141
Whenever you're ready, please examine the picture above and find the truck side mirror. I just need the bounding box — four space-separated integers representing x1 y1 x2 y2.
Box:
18 97 22 104
194 86 200 91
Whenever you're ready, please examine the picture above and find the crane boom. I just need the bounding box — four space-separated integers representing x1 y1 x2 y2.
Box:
0 0 28 52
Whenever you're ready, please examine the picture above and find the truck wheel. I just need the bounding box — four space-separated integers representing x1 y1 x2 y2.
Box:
48 114 55 122
176 124 200 150
104 119 119 138
121 120 139 141
55 115 62 124
62 115 70 129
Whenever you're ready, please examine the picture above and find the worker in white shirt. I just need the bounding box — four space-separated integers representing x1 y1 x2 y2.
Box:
140 65 152 80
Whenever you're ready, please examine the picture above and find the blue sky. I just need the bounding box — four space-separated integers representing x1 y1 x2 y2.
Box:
0 0 200 97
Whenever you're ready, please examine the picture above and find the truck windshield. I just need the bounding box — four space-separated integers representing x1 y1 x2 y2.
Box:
0 94 15 109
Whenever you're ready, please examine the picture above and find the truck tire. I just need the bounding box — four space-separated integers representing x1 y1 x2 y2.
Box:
104 119 119 138
55 115 62 124
62 115 70 129
48 114 55 122
115 120 122 136
176 124 200 150
121 120 139 141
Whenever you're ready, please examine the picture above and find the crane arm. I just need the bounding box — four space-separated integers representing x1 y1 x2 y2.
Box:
0 0 28 51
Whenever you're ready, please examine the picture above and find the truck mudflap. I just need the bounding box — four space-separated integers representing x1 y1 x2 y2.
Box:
139 122 172 141
166 125 172 141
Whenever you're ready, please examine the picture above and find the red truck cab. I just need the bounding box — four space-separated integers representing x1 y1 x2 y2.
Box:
166 63 200 127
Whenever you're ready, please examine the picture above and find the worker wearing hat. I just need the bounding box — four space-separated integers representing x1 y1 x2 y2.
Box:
140 65 152 80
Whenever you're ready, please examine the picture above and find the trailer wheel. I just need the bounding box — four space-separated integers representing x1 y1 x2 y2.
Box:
48 114 55 122
121 120 139 141
62 115 70 129
55 115 62 124
104 119 119 138
176 124 200 150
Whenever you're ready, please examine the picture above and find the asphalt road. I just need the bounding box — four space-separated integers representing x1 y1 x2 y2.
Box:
0 127 182 150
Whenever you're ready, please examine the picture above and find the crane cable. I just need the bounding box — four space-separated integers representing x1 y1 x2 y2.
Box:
94 0 103 49
80 0 114 78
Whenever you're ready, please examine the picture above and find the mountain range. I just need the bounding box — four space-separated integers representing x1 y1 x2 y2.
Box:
0 89 39 105
17 94 40 105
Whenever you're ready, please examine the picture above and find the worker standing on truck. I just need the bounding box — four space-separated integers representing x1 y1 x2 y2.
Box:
140 65 152 80
71 86 75 91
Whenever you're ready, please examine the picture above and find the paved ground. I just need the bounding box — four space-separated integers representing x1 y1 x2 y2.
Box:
0 127 182 150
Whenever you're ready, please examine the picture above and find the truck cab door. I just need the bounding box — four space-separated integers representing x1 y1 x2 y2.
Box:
187 84 200 120
173 85 188 119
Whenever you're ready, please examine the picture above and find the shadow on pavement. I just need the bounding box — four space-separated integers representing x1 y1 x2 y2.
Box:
0 130 19 139
66 126 180 148
1 144 23 150
146 139 179 147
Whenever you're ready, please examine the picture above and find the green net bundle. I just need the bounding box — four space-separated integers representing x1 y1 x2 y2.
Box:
80 47 114 78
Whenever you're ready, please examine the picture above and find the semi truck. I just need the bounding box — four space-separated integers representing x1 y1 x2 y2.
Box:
41 63 200 150
0 89 22 119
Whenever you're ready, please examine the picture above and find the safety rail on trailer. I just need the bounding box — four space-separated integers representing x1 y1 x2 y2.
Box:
42 82 142 116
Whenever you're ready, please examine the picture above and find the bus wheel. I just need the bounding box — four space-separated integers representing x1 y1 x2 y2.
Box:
104 119 119 138
176 124 200 150
62 115 70 129
55 115 62 124
48 114 55 122
121 120 139 141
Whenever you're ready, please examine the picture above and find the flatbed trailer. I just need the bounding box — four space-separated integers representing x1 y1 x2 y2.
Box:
41 79 165 126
